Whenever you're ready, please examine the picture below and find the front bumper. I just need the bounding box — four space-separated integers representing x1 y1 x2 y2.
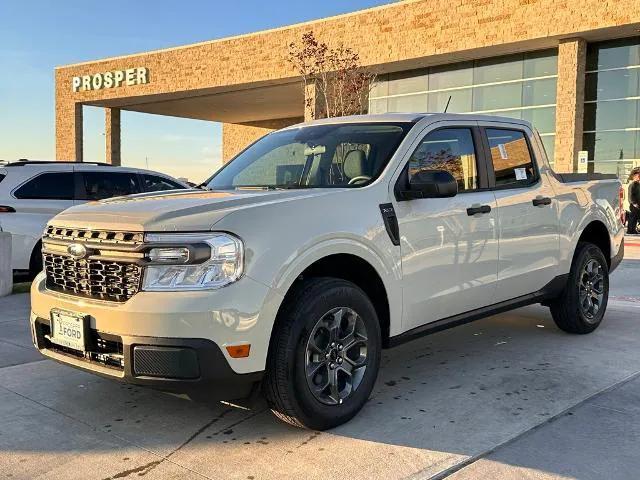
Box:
30 272 282 397
30 314 263 399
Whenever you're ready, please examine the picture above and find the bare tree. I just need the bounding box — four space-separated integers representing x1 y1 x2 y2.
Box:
288 31 376 119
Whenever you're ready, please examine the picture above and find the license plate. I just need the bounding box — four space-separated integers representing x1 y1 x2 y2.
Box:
50 309 87 352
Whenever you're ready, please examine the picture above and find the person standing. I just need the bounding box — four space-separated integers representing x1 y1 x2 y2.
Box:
628 169 640 234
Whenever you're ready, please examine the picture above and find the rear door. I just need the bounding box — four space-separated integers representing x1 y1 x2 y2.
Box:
478 122 560 302
77 171 141 201
393 123 499 329
7 171 76 270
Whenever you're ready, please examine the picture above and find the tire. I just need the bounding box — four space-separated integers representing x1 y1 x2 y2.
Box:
549 242 609 334
264 277 381 430
28 242 43 280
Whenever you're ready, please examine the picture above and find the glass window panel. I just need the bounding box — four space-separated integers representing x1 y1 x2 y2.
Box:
583 131 638 161
368 98 389 114
472 83 523 111
540 135 556 164
387 93 428 112
523 50 558 77
522 78 557 106
408 128 478 191
428 62 473 90
590 160 634 177
369 76 389 98
474 54 523 84
483 110 522 120
427 89 472 113
587 39 640 71
486 128 537 186
584 100 638 131
388 69 428 96
522 107 556 134
585 70 640 101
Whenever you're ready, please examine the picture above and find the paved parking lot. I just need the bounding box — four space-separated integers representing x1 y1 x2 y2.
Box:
1 254 640 480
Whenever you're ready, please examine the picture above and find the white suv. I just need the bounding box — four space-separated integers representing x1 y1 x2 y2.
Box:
0 160 188 276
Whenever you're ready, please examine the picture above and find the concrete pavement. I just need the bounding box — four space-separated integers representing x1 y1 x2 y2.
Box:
1 256 639 480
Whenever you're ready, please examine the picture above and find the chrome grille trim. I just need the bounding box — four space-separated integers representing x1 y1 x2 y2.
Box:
44 253 142 302
44 226 144 246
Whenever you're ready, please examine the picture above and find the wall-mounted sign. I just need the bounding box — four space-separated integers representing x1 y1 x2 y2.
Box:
72 67 149 92
577 150 589 173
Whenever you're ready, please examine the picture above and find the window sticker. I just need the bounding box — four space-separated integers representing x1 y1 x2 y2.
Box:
498 143 508 160
514 168 528 181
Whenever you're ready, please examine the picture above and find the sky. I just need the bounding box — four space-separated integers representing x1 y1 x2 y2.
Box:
0 0 390 183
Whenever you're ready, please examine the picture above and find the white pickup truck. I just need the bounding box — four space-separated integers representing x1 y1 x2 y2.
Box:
30 113 625 430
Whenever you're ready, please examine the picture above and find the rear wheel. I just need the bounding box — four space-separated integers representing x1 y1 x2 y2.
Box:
549 242 609 334
264 277 381 430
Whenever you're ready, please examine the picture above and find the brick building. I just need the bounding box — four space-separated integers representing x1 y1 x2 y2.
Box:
55 0 640 178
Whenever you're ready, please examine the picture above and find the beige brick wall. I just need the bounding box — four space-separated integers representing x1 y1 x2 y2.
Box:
222 118 303 162
55 0 640 165
554 38 587 173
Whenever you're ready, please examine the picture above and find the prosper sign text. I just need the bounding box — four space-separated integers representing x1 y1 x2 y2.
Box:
72 67 149 92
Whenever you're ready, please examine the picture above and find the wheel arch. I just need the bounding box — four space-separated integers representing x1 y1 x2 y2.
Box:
268 249 395 356
576 220 612 267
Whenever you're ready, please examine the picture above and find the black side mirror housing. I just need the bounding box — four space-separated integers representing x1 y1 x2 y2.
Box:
397 169 459 200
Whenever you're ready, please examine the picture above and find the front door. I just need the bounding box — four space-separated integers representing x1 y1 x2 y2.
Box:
393 125 499 330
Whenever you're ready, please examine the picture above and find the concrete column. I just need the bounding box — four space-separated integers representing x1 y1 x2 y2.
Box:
105 108 121 166
55 101 83 162
554 38 587 173
304 82 323 121
0 232 12 297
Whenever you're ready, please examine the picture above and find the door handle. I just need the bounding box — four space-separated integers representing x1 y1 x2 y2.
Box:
467 204 492 216
532 196 552 207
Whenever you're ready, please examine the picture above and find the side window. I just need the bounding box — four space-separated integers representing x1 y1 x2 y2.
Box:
141 175 185 192
486 129 538 187
79 172 140 200
408 128 478 192
14 172 74 200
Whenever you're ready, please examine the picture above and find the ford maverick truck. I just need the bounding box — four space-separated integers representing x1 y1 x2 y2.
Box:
30 113 625 430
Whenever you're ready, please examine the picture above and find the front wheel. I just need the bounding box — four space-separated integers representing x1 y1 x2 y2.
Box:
549 242 609 334
264 277 381 430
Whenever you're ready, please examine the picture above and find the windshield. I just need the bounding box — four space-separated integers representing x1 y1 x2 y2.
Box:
206 122 413 190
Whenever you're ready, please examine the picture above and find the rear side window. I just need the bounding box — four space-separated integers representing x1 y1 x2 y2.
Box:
14 172 75 200
486 129 537 187
141 174 185 192
0 173 6 184
79 172 140 200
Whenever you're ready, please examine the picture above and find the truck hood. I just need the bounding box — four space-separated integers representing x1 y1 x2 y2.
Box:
50 188 339 232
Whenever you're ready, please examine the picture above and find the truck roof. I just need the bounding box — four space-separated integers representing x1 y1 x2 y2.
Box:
286 112 533 129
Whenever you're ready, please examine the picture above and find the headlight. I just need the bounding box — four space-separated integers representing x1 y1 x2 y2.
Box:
142 233 244 291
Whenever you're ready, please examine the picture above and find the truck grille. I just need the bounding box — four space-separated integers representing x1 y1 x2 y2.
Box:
45 225 144 246
44 252 142 302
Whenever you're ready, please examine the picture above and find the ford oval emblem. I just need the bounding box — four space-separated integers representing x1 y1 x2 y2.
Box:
67 243 87 259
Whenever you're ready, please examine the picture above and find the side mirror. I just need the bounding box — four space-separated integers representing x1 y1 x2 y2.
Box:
398 169 458 200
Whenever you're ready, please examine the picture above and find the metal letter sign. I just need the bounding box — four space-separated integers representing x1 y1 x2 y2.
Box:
72 67 149 92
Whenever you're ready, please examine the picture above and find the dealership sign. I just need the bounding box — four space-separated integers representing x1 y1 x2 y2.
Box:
72 67 149 92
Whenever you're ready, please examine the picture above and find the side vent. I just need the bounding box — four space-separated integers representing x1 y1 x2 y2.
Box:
379 203 400 246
